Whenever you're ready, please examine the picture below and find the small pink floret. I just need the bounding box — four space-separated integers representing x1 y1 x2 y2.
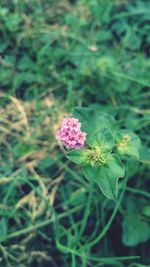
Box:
56 117 86 149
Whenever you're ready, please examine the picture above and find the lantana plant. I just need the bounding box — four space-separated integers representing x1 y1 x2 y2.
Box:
56 107 141 200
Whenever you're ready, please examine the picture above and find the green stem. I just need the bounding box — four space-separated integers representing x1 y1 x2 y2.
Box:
56 241 140 263
126 187 150 198
78 181 94 239
84 177 127 249
0 204 83 243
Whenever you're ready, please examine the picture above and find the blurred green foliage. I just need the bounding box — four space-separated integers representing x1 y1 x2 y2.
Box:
0 0 150 266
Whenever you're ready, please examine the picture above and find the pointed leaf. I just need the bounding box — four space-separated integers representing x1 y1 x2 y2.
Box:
83 154 125 200
122 214 150 246
0 219 7 240
72 107 117 142
88 128 114 153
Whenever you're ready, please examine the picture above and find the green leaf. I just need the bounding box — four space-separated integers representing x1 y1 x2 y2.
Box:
39 156 55 170
122 214 150 246
66 149 89 165
72 107 117 142
142 205 150 217
139 145 150 164
18 56 35 70
88 128 114 153
116 129 141 159
0 219 7 240
66 188 86 206
83 154 125 200
12 142 37 159
4 14 22 31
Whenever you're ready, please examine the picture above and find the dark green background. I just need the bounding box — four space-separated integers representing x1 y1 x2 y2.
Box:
0 1 150 266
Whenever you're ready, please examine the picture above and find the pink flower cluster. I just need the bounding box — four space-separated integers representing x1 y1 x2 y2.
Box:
56 117 86 150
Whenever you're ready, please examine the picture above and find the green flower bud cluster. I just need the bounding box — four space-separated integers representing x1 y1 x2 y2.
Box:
118 134 131 149
88 149 106 167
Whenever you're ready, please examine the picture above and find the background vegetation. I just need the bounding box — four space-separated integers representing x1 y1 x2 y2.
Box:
0 0 150 266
